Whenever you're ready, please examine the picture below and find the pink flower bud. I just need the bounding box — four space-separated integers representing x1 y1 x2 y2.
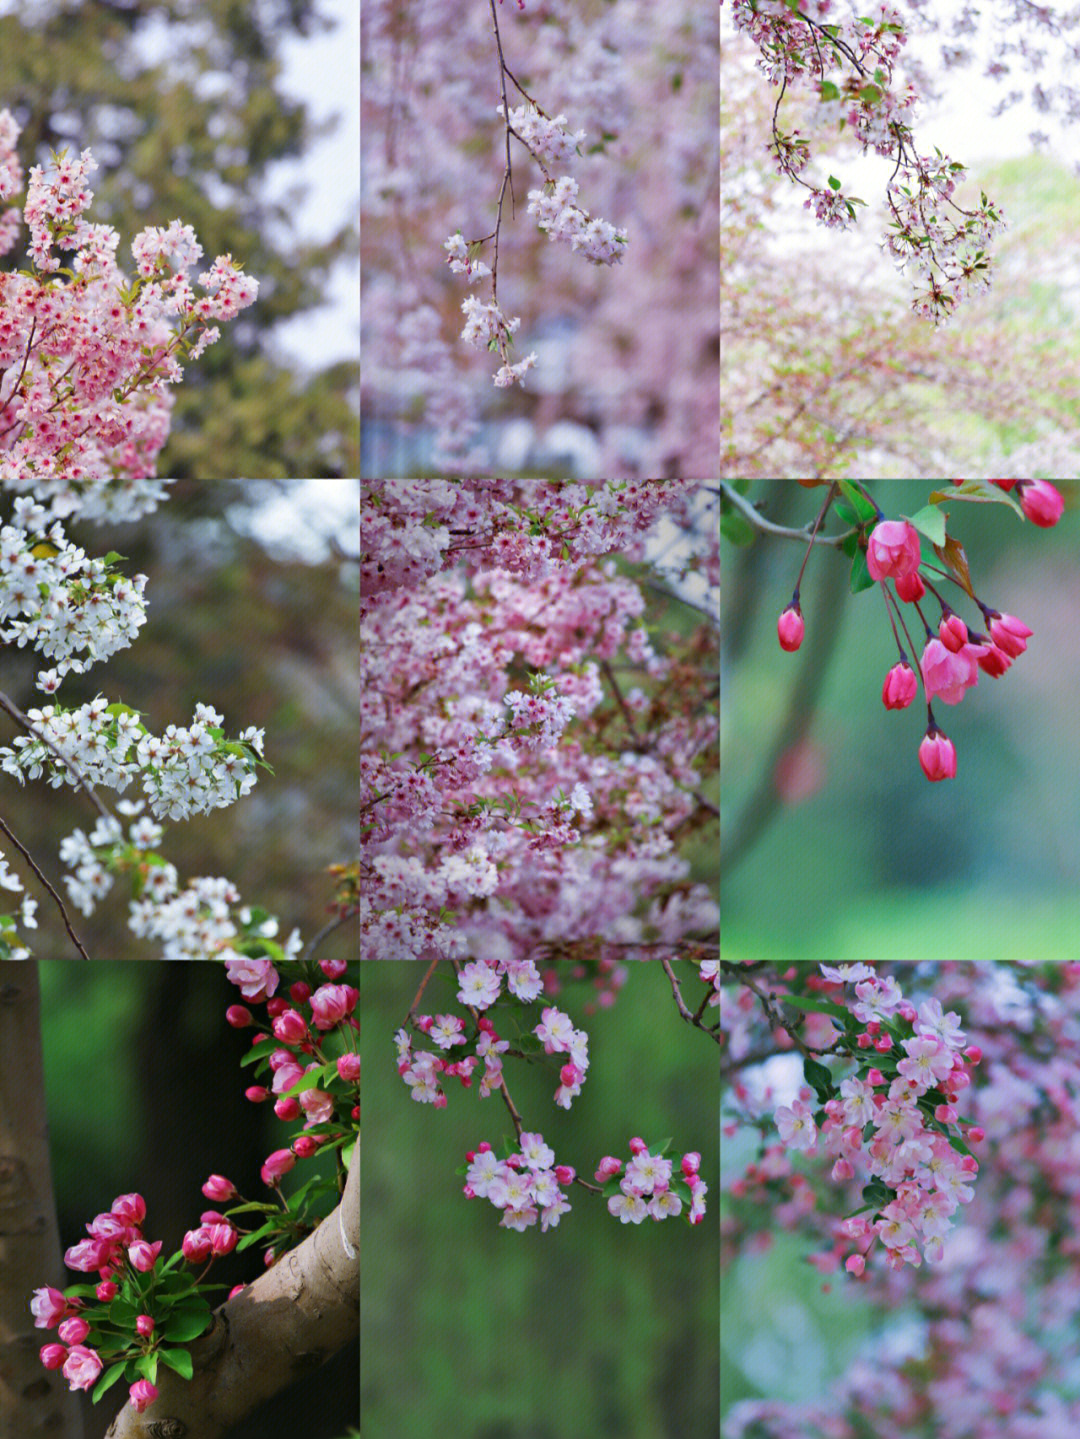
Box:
225 1005 253 1028
595 1156 623 1181
62 1344 103 1391
272 1008 309 1043
336 1052 361 1082
292 1135 320 1158
274 1096 302 1122
988 611 1033 658
228 1283 246 1300
129 1379 159 1413
310 983 354 1030
30 1286 70 1329
260 1148 296 1186
894 569 925 602
135 1315 155 1337
966 1126 986 1143
320 959 349 980
866 520 921 582
845 1254 866 1277
975 641 1011 677
919 727 957 782
127 1240 161 1273
554 1164 575 1184
289 980 313 1004
681 1152 702 1176
208 1223 238 1256
874 1035 892 1052
182 1228 213 1264
110 1193 146 1226
40 1343 68 1370
628 1137 647 1156
96 1281 118 1302
855 1032 872 1049
938 612 968 652
1017 478 1064 527
777 603 804 652
865 1069 885 1086
57 1316 90 1345
245 1085 270 1103
964 1045 983 1064
201 1174 238 1203
934 1105 958 1123
881 661 917 709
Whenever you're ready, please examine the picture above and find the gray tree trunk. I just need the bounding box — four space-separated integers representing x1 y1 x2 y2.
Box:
0 963 85 1439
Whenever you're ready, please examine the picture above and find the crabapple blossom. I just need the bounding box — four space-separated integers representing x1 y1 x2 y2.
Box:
866 519 921 582
777 603 804 651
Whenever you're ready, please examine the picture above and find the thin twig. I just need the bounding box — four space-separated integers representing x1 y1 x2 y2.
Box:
0 812 89 959
660 959 720 1044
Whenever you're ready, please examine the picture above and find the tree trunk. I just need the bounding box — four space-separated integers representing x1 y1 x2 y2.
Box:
0 963 85 1439
104 1143 358 1439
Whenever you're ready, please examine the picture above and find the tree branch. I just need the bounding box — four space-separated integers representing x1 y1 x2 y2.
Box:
718 482 857 547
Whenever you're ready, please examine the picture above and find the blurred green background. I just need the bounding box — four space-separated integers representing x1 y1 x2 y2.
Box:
31 960 359 1439
360 960 719 1439
721 481 1080 959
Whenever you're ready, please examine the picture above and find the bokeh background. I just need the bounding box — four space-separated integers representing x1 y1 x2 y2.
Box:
361 1 719 480
721 481 1080 959
29 960 359 1439
360 959 719 1439
0 479 359 961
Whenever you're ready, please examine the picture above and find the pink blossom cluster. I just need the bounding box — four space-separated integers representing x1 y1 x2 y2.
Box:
526 174 628 265
728 0 1006 321
361 481 718 963
774 480 1064 781
397 959 711 1230
31 1191 163 1411
775 965 980 1272
0 110 256 478
722 961 1080 1439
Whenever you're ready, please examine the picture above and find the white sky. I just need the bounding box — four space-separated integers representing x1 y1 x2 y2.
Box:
230 479 360 562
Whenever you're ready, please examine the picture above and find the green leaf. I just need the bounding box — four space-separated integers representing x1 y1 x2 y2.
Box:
857 82 882 103
837 481 878 523
159 1348 193 1380
862 1179 892 1207
239 1036 278 1068
803 1057 834 1099
720 511 755 546
849 547 874 594
163 1307 213 1343
133 1351 159 1385
827 174 842 191
91 1361 129 1403
819 80 840 102
777 994 851 1022
903 504 946 546
236 1220 279 1253
928 480 1023 517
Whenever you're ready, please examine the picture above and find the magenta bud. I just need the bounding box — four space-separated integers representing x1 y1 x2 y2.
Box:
777 603 804 652
135 1315 154 1337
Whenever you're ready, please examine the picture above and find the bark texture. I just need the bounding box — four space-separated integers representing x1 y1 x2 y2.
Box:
0 963 85 1439
104 1148 358 1439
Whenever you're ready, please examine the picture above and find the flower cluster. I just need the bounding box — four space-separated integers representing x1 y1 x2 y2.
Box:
773 479 1064 780
527 174 628 265
730 0 1006 322
0 110 257 479
0 697 264 821
30 957 359 1410
31 1192 182 1413
395 958 711 1231
361 481 719 964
